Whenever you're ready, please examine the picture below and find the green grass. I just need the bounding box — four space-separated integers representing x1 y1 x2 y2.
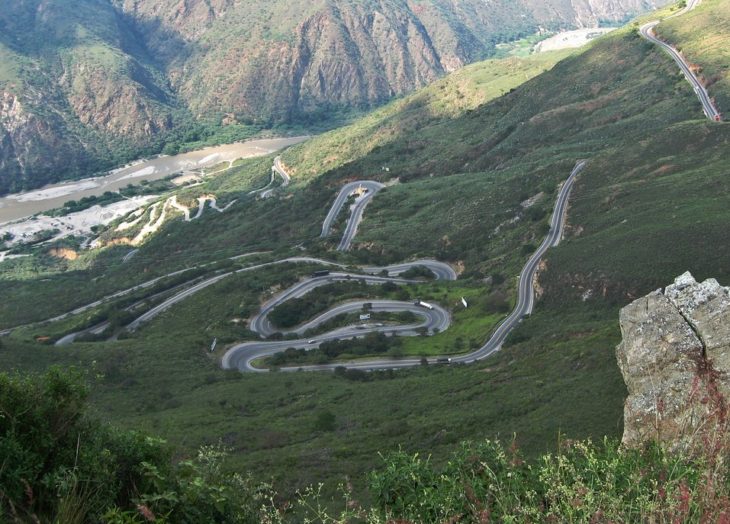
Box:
657 0 730 112
0 298 626 502
2 7 730 506
493 31 552 58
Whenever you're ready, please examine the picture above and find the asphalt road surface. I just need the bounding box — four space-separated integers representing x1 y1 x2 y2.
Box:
222 300 451 372
639 0 721 121
126 257 454 332
250 273 416 337
255 156 291 198
222 162 585 372
320 181 386 250
18 155 581 377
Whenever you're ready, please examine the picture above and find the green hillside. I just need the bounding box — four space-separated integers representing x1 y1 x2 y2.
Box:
1 0 729 514
658 0 730 111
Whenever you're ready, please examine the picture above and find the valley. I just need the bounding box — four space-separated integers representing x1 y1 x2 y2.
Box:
0 0 671 195
0 137 308 225
1 0 729 519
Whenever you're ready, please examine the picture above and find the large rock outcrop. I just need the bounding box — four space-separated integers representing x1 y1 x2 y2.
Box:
617 272 730 451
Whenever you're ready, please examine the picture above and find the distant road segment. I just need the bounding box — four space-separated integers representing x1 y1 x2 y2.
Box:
450 160 586 363
639 0 721 121
126 257 454 332
320 181 385 251
253 156 292 198
223 299 451 372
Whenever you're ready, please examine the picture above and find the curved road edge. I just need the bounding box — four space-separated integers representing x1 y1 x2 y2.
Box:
639 0 721 121
222 161 585 373
222 300 451 372
320 181 386 251
127 258 455 332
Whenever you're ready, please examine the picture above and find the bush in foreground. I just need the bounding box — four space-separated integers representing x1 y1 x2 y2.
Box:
301 438 730 523
0 368 278 523
3 368 729 522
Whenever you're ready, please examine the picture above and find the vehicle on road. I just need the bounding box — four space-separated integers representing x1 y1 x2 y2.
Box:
311 270 330 278
307 339 317 344
436 357 452 364
414 299 434 310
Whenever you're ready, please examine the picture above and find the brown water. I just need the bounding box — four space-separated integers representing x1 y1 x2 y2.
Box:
0 136 308 224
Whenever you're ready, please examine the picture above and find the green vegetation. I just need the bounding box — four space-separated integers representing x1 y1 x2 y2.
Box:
268 280 407 329
5 368 728 523
2 0 730 512
658 0 730 112
493 31 552 58
0 368 278 523
0 297 628 504
268 332 403 367
354 437 730 523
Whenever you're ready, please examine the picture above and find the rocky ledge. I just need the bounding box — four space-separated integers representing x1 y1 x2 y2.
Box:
617 272 730 451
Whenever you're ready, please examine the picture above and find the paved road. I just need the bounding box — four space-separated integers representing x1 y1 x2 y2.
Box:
0 252 265 337
639 0 721 121
126 257 454 332
320 181 386 251
222 161 585 373
122 249 139 263
362 260 457 281
250 156 292 199
252 272 427 337
223 300 451 372
450 160 586 363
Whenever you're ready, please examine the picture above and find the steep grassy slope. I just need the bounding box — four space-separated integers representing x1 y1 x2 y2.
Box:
0 51 572 328
657 0 730 111
2 1 729 504
0 0 177 193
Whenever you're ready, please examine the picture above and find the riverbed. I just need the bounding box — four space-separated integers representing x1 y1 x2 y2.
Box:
0 136 309 225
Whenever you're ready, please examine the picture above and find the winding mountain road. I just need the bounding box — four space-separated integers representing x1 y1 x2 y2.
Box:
320 181 386 251
223 300 450 372
253 156 291 198
639 0 721 121
250 269 451 338
222 161 585 373
20 153 581 377
126 257 454 332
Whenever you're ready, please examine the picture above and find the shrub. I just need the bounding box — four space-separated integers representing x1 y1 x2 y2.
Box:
0 369 280 523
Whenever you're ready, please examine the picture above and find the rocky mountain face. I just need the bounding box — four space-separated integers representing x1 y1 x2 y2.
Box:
0 0 175 194
117 0 670 122
1 0 669 193
617 272 730 452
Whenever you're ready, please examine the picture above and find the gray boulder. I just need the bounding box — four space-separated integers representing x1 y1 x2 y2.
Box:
616 272 730 451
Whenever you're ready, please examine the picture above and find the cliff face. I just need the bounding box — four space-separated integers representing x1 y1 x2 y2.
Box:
118 0 672 122
0 0 175 193
617 272 730 451
0 91 95 194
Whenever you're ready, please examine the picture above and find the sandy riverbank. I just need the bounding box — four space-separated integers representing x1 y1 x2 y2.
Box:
0 136 309 224
535 28 616 52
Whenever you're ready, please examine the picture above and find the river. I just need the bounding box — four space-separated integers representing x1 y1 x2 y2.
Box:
0 136 308 225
